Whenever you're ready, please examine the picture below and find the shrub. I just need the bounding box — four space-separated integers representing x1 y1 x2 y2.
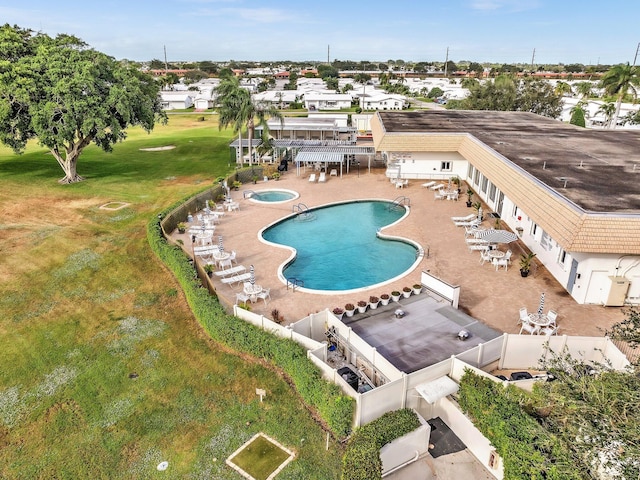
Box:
341 409 420 480
369 296 379 304
148 201 355 438
357 300 367 307
380 294 389 300
345 303 355 310
333 307 344 315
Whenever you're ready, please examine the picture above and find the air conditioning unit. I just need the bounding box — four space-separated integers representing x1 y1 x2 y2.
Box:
603 276 630 307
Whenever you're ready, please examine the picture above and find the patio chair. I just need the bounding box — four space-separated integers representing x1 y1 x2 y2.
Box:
493 257 509 271
309 173 316 182
453 218 481 227
330 169 338 176
220 272 252 286
519 320 540 335
546 309 558 325
229 250 237 265
479 250 492 265
256 288 271 305
421 181 436 189
429 183 444 191
434 191 446 200
517 307 529 325
235 292 250 305
318 171 326 182
539 324 558 336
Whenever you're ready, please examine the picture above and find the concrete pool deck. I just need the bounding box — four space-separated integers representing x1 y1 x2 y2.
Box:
173 167 625 337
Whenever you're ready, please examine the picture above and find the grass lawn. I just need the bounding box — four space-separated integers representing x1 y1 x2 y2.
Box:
0 114 343 479
229 434 293 480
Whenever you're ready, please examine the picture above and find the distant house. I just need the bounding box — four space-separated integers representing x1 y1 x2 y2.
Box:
362 92 407 110
159 91 194 110
304 93 352 111
253 90 300 109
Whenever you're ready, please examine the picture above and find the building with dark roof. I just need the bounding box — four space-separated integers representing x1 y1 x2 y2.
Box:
372 110 640 305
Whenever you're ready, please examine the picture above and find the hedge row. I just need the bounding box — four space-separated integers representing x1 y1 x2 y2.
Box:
147 207 355 438
341 408 421 480
458 371 583 480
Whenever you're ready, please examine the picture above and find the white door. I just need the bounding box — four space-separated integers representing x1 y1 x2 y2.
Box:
585 270 609 305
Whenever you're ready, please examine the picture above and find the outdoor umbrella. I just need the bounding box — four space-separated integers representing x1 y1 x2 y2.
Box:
537 292 545 315
249 265 255 286
218 235 224 254
477 206 483 222
476 229 519 244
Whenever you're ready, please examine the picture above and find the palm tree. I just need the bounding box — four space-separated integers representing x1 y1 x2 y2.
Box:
216 77 252 164
596 102 616 128
554 81 573 97
600 63 639 128
216 76 283 165
574 81 593 100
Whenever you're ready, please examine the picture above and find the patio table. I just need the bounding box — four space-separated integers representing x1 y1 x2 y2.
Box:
488 250 505 259
243 284 262 303
528 313 551 327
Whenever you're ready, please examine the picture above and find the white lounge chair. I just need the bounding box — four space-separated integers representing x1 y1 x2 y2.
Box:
468 244 490 252
318 172 326 182
214 265 246 277
220 272 252 286
430 183 444 191
451 213 476 222
421 181 436 188
309 173 316 182
454 218 481 227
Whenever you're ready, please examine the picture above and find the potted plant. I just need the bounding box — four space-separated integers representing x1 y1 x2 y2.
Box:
380 293 390 306
412 283 422 295
519 252 537 277
252 174 259 184
402 286 412 298
177 222 187 234
344 303 356 317
466 189 474 207
391 291 401 302
204 264 214 278
357 300 368 313
451 176 461 193
272 172 281 180
332 307 344 320
369 295 380 309
232 180 242 190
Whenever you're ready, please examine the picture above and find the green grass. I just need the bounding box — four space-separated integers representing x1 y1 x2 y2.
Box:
230 435 292 480
0 114 342 479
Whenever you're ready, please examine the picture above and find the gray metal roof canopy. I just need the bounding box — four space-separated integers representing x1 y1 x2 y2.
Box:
293 145 375 177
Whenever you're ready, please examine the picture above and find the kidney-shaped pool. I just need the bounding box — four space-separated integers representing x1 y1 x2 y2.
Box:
260 200 421 292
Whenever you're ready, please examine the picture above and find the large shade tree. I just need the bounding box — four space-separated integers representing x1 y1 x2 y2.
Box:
0 24 166 183
600 63 639 128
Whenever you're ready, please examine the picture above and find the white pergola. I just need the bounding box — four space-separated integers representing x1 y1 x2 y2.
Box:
292 145 376 177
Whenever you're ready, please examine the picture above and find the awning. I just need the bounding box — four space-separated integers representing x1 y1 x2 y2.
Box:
415 376 459 404
294 152 345 165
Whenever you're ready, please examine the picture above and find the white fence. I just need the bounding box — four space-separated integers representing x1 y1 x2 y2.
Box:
420 270 460 308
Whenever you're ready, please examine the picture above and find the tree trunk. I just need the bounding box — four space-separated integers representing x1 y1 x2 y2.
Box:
611 93 624 129
52 148 85 184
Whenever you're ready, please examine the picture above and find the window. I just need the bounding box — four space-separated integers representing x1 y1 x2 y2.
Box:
531 223 538 237
540 230 552 250
489 183 496 202
441 161 451 171
513 205 519 217
558 249 567 266
481 176 488 193
467 164 474 180
474 169 480 185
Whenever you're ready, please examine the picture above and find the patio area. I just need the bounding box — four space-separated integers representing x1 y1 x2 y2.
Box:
173 167 626 337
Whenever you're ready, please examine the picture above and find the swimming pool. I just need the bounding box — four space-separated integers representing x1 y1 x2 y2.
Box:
260 200 421 292
249 189 298 203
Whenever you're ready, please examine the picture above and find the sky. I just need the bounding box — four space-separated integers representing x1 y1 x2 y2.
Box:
1 0 638 65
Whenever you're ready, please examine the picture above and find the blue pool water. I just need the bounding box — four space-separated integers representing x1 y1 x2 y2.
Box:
261 201 418 291
250 190 297 202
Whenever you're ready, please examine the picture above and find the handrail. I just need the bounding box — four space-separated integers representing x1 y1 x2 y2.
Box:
390 196 410 209
287 278 304 291
243 190 255 199
292 203 309 214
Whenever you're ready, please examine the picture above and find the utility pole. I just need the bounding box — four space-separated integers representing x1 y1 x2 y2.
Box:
327 45 330 64
530 48 536 72
633 42 640 66
163 45 168 73
444 47 449 77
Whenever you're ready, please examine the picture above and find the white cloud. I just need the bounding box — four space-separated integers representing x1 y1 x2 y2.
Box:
469 0 540 12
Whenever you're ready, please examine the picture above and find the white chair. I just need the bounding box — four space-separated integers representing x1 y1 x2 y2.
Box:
309 173 316 182
546 310 558 325
504 250 513 264
519 320 540 335
235 292 250 305
452 213 476 222
479 250 492 265
229 250 237 265
454 218 481 227
494 256 509 271
330 169 338 176
518 307 528 325
256 288 271 305
539 324 558 336
218 258 233 271
318 172 326 182
434 191 445 200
